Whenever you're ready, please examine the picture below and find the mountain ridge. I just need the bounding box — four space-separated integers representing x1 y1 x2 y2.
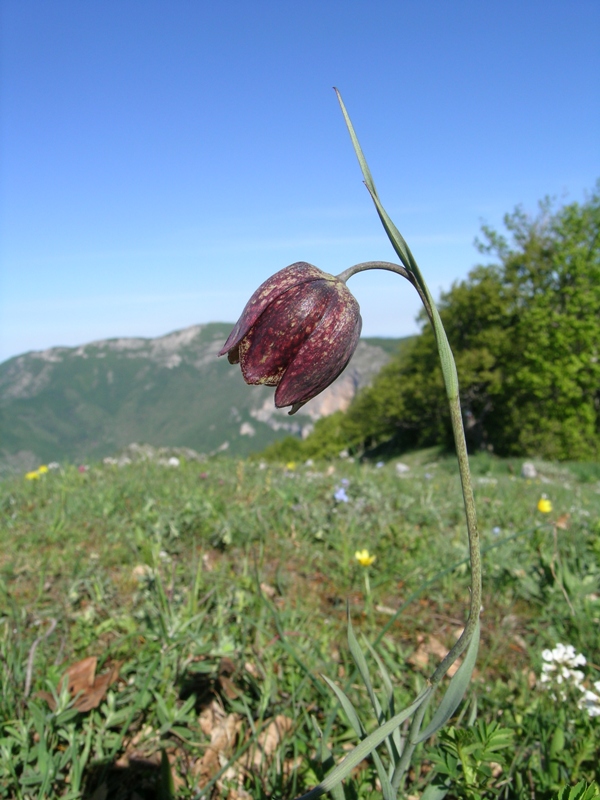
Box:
0 323 407 473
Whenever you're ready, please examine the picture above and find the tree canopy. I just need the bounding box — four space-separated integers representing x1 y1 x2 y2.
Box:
264 183 600 462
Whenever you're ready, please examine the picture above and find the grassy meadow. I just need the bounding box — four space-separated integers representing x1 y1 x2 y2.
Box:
1 450 600 798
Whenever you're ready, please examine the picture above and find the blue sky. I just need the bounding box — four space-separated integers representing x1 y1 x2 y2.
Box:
1 0 598 363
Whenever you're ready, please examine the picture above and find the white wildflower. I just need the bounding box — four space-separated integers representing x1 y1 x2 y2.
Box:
540 643 599 716
578 688 600 718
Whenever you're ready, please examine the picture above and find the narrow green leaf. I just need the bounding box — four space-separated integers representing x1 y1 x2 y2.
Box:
311 716 346 800
347 610 382 721
334 88 379 200
415 620 480 743
362 637 402 763
158 748 175 800
296 687 433 799
335 89 460 400
363 183 419 276
366 182 459 398
322 676 395 800
467 693 478 727
321 676 363 737
363 637 394 711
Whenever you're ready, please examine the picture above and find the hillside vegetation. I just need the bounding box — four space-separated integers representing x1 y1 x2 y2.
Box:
265 185 600 463
0 327 398 474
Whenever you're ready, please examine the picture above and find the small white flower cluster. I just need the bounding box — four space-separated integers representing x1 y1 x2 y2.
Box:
540 643 600 717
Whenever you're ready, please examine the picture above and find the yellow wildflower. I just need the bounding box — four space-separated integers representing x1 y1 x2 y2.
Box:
25 471 40 480
537 496 552 514
355 549 376 567
37 465 49 474
286 461 296 471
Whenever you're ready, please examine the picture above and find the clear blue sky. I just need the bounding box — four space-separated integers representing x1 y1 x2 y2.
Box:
1 0 598 363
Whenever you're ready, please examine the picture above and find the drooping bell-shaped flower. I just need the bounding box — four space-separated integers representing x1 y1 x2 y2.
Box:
219 262 362 414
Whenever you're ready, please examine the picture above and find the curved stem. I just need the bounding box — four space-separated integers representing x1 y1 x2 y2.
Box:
336 261 434 321
339 260 481 685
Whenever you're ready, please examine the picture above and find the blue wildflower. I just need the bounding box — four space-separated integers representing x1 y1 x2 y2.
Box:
334 487 349 503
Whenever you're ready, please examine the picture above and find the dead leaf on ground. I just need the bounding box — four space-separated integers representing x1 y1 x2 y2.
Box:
555 513 570 530
37 656 120 712
244 661 260 678
219 675 240 699
194 699 242 788
408 635 461 677
218 657 240 698
115 725 160 768
240 715 293 772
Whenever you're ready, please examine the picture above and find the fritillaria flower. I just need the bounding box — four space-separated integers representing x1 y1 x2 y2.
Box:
219 262 362 414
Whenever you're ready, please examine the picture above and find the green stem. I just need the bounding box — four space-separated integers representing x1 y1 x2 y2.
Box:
364 569 371 598
337 261 434 320
338 260 482 682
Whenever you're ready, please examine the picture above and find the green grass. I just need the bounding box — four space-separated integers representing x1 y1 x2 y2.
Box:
1 452 599 798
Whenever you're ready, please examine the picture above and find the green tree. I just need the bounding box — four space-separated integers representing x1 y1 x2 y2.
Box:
282 183 600 462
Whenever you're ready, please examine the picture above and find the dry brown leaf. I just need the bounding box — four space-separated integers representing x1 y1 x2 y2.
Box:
219 657 236 677
375 604 398 616
199 698 226 737
240 715 293 771
218 657 240 698
555 513 570 530
512 634 528 652
69 660 120 712
202 552 215 572
38 657 119 712
194 700 242 788
282 755 303 778
35 690 58 709
407 636 461 677
244 661 260 679
64 656 97 695
219 675 240 699
115 750 161 769
166 750 187 794
115 725 160 768
224 788 252 800
260 582 277 599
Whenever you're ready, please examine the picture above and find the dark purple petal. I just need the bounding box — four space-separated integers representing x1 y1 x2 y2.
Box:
218 262 327 357
275 282 362 412
238 280 335 386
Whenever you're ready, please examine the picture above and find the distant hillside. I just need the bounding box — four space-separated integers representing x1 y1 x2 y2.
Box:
0 323 409 473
